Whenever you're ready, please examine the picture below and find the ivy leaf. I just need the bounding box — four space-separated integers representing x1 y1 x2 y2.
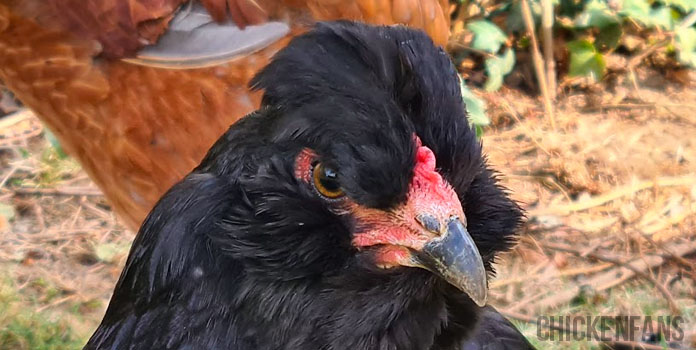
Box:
508 0 542 33
575 8 621 28
620 0 652 24
676 27 696 67
596 23 623 50
663 0 696 12
468 20 507 53
567 40 606 80
459 79 489 132
620 0 676 29
648 6 676 30
559 0 585 17
574 0 619 27
574 3 623 50
484 49 516 92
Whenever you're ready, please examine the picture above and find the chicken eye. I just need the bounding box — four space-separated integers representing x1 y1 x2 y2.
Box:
312 163 344 199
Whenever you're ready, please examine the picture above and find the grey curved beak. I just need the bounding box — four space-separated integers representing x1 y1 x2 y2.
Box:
414 217 488 306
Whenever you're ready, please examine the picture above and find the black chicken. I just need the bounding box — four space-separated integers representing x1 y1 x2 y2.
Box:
84 21 534 350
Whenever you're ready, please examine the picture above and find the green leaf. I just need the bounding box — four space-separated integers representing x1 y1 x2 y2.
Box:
584 0 610 10
459 79 489 130
508 0 542 33
475 124 485 138
620 0 676 29
18 147 29 159
574 2 623 50
575 8 621 28
94 242 130 263
567 40 606 80
620 0 652 24
676 27 696 67
648 6 676 30
467 20 507 53
559 0 585 17
43 129 67 159
663 0 696 12
595 23 623 50
484 49 516 92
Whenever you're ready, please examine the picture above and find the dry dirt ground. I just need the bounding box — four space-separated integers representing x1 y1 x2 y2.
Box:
0 67 695 349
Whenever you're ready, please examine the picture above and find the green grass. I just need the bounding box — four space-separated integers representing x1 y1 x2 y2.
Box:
0 277 83 350
37 145 80 187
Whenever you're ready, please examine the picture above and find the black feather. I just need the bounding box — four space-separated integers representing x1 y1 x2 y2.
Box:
462 307 536 350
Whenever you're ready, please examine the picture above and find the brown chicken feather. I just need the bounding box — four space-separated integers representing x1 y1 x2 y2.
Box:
0 0 450 229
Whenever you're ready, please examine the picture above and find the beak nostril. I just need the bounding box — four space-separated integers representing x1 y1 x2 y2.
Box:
416 214 441 235
449 215 466 227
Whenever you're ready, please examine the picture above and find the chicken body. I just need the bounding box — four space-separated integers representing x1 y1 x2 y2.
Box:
0 0 449 229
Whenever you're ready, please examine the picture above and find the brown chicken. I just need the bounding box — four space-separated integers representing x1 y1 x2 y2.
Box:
0 0 450 229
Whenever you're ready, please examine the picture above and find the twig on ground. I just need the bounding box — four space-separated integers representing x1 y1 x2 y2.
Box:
498 99 553 156
80 200 113 221
35 294 76 313
33 203 46 233
627 10 696 70
627 40 670 70
507 290 550 312
492 259 552 289
580 239 607 257
498 309 538 324
0 164 19 188
0 109 32 130
639 201 696 237
601 340 675 350
530 175 696 216
12 186 104 197
69 204 83 229
23 229 96 243
583 103 656 112
447 43 497 58
529 240 696 311
641 235 695 271
540 241 687 314
558 262 614 277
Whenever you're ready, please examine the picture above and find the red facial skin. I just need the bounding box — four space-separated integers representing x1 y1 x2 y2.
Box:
293 139 465 268
294 148 317 183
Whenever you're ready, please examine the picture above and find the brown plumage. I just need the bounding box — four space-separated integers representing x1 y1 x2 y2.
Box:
0 0 450 229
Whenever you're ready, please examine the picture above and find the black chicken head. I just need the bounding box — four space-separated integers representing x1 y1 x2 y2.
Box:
87 21 524 350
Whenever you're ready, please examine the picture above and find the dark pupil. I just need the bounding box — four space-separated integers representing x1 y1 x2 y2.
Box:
320 166 341 192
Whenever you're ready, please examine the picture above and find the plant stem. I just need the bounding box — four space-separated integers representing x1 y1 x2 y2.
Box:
541 0 556 100
520 0 556 130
